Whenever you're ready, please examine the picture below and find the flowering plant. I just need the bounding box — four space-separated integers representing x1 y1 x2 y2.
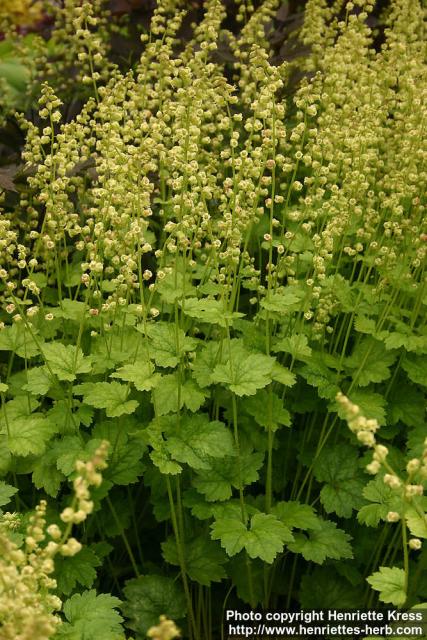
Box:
0 0 426 638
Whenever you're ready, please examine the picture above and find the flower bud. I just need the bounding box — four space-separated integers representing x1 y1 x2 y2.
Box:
409 538 422 551
386 511 400 523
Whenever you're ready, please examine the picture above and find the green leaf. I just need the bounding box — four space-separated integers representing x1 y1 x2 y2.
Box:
260 288 303 313
0 59 29 93
0 434 11 473
271 363 297 387
406 335 427 353
192 463 236 501
245 513 293 563
326 274 355 312
162 536 228 586
43 400 93 435
210 517 248 556
110 360 160 391
193 451 263 501
55 548 101 595
376 329 427 354
300 567 364 609
165 414 234 470
211 513 292 563
91 329 143 373
0 397 57 456
146 422 183 476
228 555 265 606
4 413 55 456
357 477 399 528
92 421 146 485
22 366 52 395
152 374 207 415
0 323 40 358
380 331 410 350
74 382 138 417
402 354 427 387
244 389 291 430
180 378 209 411
288 519 353 564
54 436 101 477
32 450 65 497
211 340 275 396
354 316 377 335
234 319 266 352
345 337 396 387
0 481 17 507
56 590 124 640
192 342 222 388
388 383 425 428
367 567 406 606
156 269 196 303
182 297 244 327
42 343 92 381
212 499 259 522
336 389 386 425
182 488 217 520
272 333 312 360
272 501 321 531
90 542 114 561
52 299 86 322
405 503 427 539
62 263 82 288
141 322 198 368
149 450 182 475
299 357 340 400
122 575 186 637
407 423 426 459
76 403 94 427
313 444 366 518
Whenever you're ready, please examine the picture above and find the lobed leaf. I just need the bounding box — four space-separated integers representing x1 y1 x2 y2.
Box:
366 567 406 606
211 340 275 396
211 512 292 563
57 590 124 640
42 343 92 381
122 575 186 637
288 519 353 564
74 382 138 417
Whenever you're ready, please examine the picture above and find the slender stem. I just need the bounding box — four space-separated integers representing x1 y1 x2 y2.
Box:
231 393 255 607
402 518 409 605
165 476 198 640
106 496 140 578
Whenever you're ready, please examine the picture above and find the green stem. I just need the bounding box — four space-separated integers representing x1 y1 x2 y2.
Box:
106 495 140 578
231 393 255 607
402 517 409 605
165 476 198 640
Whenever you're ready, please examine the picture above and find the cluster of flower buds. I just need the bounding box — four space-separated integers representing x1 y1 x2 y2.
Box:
337 392 426 553
47 440 110 557
147 616 181 640
0 440 110 638
419 439 427 482
336 391 381 455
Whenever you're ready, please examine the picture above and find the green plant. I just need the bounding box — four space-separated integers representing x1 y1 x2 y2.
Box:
0 441 126 640
0 0 426 638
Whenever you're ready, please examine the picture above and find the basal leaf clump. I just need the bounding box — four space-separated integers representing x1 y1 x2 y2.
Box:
0 0 426 638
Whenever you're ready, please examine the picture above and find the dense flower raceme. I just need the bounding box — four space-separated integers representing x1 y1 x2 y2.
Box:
0 0 426 638
0 0 44 29
0 442 111 640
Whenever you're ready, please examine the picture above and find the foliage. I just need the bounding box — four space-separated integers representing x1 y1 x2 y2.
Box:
0 0 426 638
